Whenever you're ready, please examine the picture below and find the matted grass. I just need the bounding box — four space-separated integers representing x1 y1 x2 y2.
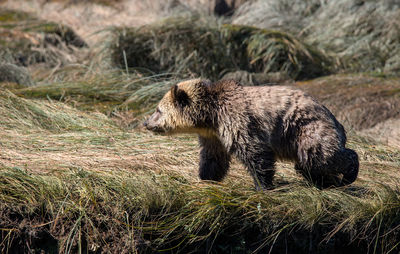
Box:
0 132 399 253
0 87 400 253
10 69 177 127
0 89 115 133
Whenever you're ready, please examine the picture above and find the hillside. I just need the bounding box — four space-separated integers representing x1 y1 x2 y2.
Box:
0 0 400 253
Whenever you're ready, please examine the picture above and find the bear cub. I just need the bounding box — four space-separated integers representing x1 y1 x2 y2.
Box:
144 79 359 189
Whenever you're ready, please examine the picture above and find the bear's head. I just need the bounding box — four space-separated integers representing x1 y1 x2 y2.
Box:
144 79 216 135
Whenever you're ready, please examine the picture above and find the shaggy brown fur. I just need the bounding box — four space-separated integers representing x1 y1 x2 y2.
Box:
144 79 359 189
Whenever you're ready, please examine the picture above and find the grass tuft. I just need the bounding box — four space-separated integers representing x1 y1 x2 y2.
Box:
233 0 400 74
109 15 332 80
0 8 87 67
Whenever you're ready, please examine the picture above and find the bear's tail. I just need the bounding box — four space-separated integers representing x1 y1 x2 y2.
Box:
340 148 359 185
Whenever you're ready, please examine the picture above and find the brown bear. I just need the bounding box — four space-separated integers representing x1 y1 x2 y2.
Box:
144 79 359 189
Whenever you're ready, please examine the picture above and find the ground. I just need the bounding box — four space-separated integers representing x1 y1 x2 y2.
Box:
0 0 400 253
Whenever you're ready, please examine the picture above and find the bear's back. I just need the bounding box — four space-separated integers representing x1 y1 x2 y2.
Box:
240 85 346 160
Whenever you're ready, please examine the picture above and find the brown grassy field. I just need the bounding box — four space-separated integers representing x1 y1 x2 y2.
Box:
1 81 400 253
0 0 400 253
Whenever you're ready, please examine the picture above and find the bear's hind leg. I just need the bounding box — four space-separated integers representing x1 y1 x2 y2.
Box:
242 150 276 190
339 148 359 185
295 143 343 188
199 136 230 181
295 148 359 189
294 120 352 188
295 163 341 189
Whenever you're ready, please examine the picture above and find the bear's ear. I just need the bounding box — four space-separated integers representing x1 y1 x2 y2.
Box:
171 85 190 108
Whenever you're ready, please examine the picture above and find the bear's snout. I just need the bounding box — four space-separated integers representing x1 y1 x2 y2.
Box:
145 124 166 133
143 115 166 133
143 119 156 131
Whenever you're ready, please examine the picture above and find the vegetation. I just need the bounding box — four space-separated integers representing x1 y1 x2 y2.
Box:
12 69 176 126
298 74 400 130
0 1 400 253
1 70 400 253
0 8 86 67
110 16 332 80
0 99 400 252
233 0 400 74
0 89 115 132
0 63 35 87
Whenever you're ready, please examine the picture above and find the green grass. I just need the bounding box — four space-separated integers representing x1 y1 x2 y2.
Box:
0 89 116 133
0 9 36 22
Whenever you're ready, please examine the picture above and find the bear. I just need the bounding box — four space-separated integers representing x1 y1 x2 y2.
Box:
144 79 359 189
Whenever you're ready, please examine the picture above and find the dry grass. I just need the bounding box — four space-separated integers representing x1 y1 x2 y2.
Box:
10 69 177 128
0 127 399 253
233 0 400 74
0 89 115 132
0 0 165 46
297 74 400 131
109 16 332 80
0 8 87 68
0 1 400 252
1 78 400 252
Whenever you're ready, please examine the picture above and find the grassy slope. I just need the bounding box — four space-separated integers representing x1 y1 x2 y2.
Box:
1 77 400 253
0 5 400 254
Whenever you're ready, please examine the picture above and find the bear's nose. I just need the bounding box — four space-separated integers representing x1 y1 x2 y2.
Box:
143 120 148 127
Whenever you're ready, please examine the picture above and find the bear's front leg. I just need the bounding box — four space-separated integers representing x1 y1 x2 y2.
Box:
198 136 231 181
